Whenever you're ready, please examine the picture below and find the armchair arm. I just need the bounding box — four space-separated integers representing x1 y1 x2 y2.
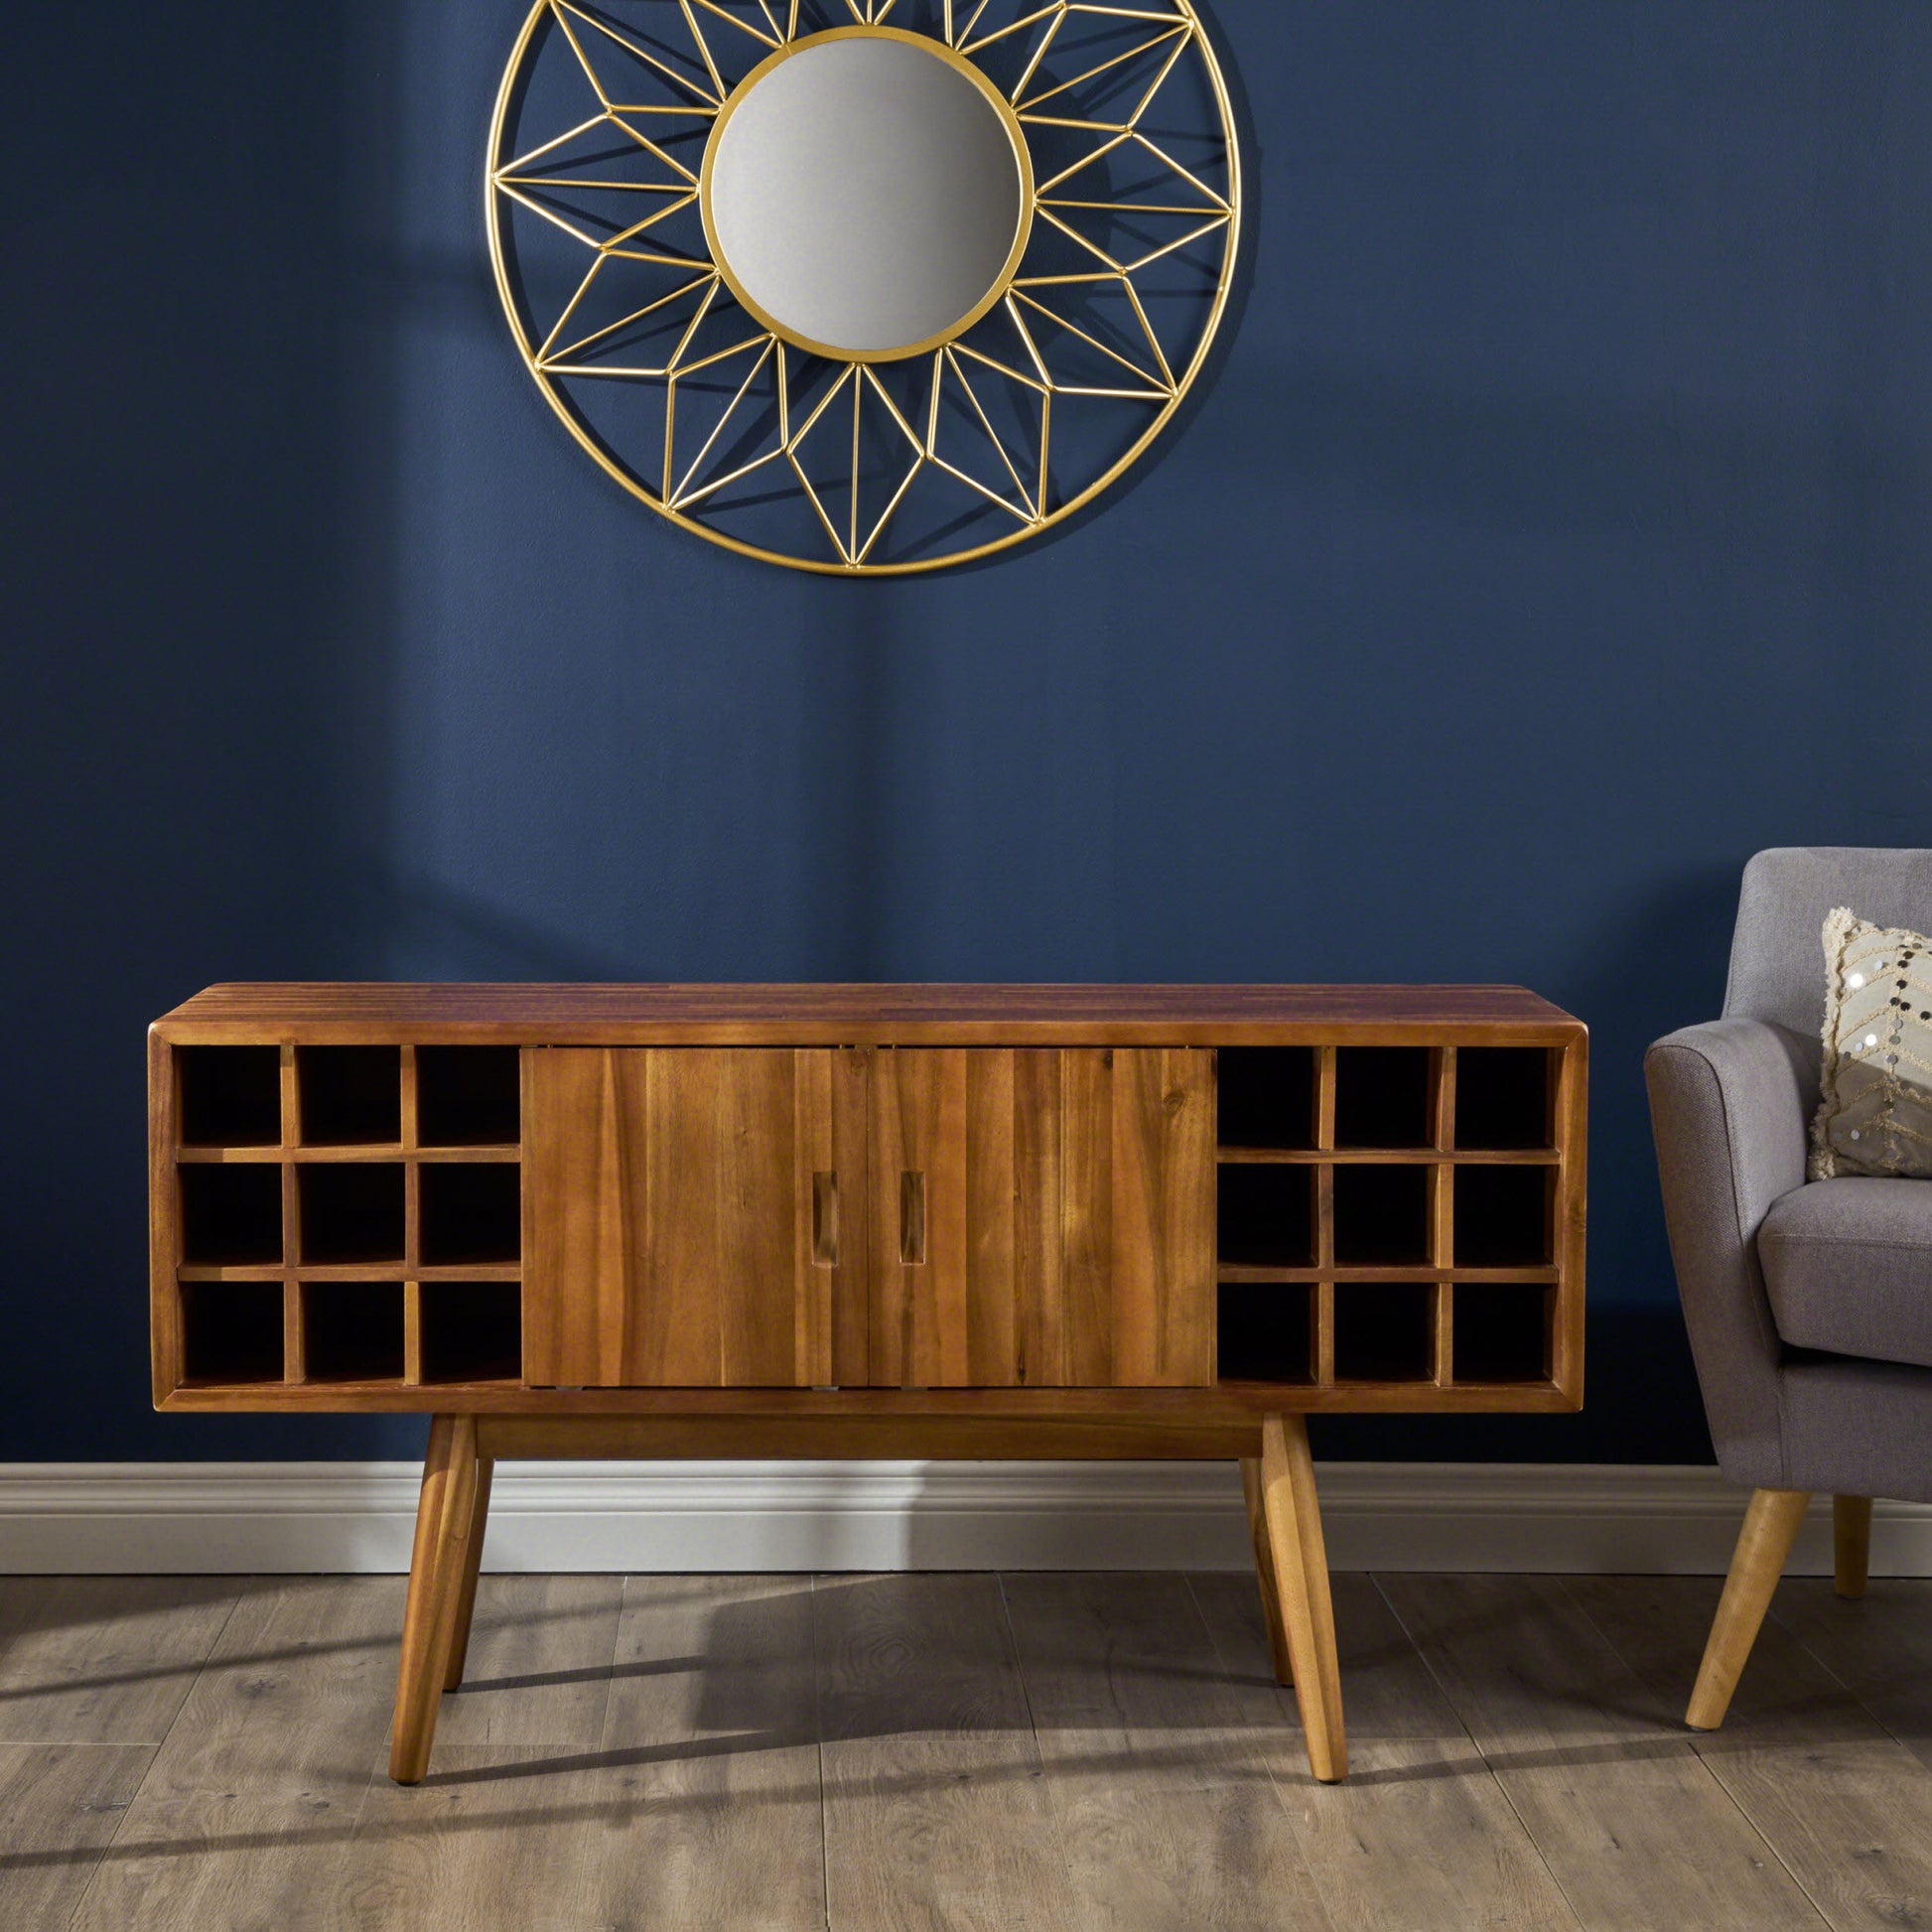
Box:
1644 1019 1819 1486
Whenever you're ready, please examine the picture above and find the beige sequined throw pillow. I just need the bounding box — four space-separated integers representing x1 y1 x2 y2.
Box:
1810 906 1932 1178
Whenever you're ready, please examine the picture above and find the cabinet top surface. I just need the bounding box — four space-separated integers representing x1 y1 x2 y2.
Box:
154 983 1585 1044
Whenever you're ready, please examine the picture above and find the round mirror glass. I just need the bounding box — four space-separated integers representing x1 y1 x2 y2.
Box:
702 32 1030 359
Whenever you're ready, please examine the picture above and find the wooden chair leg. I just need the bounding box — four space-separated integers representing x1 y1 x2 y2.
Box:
390 1415 481 1784
1241 1455 1296 1686
1686 1486 1811 1731
1834 1494 1872 1600
443 1457 495 1691
1258 1415 1346 1782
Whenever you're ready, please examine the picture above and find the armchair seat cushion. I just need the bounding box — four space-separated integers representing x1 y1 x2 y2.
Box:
1759 1176 1932 1368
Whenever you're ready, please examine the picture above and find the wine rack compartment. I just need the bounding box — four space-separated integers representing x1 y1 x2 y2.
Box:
1215 1042 1574 1397
163 1043 525 1393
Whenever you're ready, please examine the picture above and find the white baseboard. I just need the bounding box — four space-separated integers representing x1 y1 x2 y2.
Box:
1 1460 1929 1577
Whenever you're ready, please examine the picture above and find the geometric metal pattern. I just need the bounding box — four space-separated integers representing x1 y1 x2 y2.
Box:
486 0 1241 572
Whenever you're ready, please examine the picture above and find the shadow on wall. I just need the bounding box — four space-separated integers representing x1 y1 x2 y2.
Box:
0 1 415 1459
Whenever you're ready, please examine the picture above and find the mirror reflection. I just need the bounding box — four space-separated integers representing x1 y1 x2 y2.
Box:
703 34 1029 358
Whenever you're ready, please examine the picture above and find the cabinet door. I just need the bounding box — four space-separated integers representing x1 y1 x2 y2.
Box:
867 1047 1060 1387
522 1047 869 1387
1060 1046 1216 1386
868 1046 1214 1388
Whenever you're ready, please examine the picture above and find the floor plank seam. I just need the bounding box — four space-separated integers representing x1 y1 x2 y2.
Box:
1176 1570 1345 1932
992 1570 1088 1920
1365 1571 1588 1932
1559 1579 1835 1932
809 1573 832 1932
58 1577 254 1932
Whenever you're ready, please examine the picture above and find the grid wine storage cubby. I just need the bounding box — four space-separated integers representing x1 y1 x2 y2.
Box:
1214 1042 1575 1398
165 1042 524 1392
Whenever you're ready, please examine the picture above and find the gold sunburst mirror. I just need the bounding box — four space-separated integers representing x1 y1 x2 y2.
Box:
487 0 1241 574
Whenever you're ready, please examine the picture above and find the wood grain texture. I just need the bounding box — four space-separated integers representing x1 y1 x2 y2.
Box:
1551 1033 1589 1403
1379 1572 1824 1929
1188 1571 1581 1932
156 982 1587 1045
1001 1571 1331 1932
582 1576 827 1932
869 1047 1070 1388
0 1743 157 1931
1060 1047 1215 1386
149 1028 182 1404
1774 1577 1932 1776
441 1457 493 1690
24 1571 1932 1932
390 1415 480 1783
0 1577 240 1745
1257 1414 1346 1781
431 1575 620 1752
1578 1573 1932 1931
868 1046 970 1387
815 1573 1075 1932
1238 1456 1294 1686
339 1746 606 1932
1686 1486 1811 1730
66 1578 402 1931
525 1048 859 1389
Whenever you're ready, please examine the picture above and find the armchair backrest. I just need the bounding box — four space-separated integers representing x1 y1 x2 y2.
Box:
1725 847 1932 1034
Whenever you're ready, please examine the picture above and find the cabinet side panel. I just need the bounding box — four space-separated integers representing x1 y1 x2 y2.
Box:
524 1047 638 1387
1551 1034 1588 1404
1060 1048 1116 1385
150 1031 181 1404
1111 1047 1216 1386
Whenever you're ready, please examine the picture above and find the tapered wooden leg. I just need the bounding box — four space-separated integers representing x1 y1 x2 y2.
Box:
1686 1486 1811 1730
1834 1494 1872 1600
390 1415 481 1784
1258 1415 1346 1782
443 1457 494 1691
1241 1455 1295 1686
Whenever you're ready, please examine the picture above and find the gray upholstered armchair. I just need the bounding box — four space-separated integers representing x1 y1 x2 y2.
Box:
1647 847 1932 1728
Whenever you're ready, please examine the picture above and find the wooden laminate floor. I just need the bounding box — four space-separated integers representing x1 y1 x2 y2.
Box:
0 1569 1927 1931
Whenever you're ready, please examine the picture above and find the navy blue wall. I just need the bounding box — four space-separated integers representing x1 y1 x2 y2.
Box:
7 3 1930 1460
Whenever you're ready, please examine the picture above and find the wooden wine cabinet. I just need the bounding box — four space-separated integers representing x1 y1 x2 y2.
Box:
150 984 1587 1785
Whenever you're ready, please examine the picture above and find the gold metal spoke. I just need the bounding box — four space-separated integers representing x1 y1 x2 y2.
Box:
678 0 728 96
1006 8 1066 101
1015 25 1185 113
1119 209 1229 274
669 336 778 502
557 0 723 107
601 194 703 253
489 0 1238 571
960 1 1060 61
1011 286 1171 394
943 347 1032 504
689 0 780 49
548 272 715 365
1033 204 1126 274
497 109 621 180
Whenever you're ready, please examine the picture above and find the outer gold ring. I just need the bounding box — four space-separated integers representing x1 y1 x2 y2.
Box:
697 26 1035 366
485 3 1242 576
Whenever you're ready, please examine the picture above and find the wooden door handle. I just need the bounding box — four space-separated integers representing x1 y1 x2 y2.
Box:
899 1171 926 1265
811 1173 839 1266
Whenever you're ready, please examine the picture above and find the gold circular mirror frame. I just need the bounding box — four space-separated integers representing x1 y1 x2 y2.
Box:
486 2 1242 575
